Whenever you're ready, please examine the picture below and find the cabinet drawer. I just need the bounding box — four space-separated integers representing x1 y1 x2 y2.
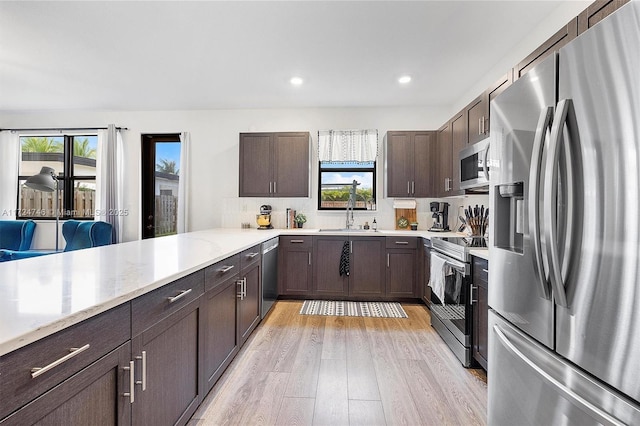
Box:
205 254 240 293
385 236 418 249
280 236 312 248
0 303 130 420
132 270 204 336
240 244 261 270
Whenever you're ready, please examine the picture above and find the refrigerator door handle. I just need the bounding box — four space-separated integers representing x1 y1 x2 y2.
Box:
528 106 554 300
544 99 575 308
493 324 626 426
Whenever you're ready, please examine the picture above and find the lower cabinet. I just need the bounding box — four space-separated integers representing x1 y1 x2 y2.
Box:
0 342 132 426
385 237 418 297
131 271 204 426
201 275 239 395
278 236 313 296
349 237 386 297
472 257 489 370
238 245 262 346
313 236 349 298
422 239 431 306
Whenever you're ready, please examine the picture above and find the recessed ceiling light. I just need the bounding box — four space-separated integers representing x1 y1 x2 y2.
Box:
290 77 304 86
398 75 412 84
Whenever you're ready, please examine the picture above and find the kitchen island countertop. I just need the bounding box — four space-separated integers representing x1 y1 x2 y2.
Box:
0 227 485 356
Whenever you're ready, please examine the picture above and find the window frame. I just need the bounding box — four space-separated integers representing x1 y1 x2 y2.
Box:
17 134 98 220
317 161 377 211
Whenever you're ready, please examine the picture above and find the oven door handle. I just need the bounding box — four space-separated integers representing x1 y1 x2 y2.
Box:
431 252 469 275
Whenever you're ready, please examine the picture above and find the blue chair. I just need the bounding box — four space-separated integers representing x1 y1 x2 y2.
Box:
0 220 36 251
0 220 113 262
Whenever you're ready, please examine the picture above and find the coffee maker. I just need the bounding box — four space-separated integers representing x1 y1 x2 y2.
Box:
256 205 273 230
429 202 450 232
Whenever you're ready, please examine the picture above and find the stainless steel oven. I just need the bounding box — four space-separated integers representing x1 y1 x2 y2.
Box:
459 137 490 192
429 236 486 367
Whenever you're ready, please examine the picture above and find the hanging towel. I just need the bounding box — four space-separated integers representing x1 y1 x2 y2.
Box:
429 254 451 305
339 241 350 276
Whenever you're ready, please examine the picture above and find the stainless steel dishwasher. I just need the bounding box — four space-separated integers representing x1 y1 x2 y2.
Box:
261 237 279 318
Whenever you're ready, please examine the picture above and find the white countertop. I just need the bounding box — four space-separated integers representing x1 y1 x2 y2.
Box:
0 227 487 356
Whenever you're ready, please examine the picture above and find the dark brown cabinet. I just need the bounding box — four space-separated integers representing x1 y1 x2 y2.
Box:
466 95 487 146
472 257 489 371
313 236 349 298
239 132 310 197
202 255 241 394
450 110 467 195
1 342 132 426
435 122 453 198
385 237 418 297
131 271 204 426
349 237 386 298
578 0 630 34
278 236 313 296
422 239 431 307
386 131 437 197
515 18 578 80
237 245 262 346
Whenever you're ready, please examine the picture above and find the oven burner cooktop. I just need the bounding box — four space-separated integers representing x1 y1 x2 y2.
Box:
431 236 488 262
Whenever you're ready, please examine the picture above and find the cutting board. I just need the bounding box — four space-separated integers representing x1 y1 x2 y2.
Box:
395 208 417 230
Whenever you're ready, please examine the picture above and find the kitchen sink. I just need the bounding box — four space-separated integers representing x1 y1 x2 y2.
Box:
318 228 379 233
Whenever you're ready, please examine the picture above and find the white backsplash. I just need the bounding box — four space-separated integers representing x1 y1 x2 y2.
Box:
222 194 489 231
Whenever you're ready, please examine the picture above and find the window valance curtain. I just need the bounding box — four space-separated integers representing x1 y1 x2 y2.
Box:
318 129 378 163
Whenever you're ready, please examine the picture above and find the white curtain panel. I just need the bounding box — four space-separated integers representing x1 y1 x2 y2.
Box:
0 132 20 219
96 124 124 243
177 132 190 233
318 129 378 162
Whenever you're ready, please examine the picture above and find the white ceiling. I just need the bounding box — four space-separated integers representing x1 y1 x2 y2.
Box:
0 1 589 112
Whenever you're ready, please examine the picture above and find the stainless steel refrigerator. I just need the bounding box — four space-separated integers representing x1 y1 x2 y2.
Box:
488 2 640 424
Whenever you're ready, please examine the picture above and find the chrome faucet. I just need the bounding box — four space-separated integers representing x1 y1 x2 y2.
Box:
345 180 359 229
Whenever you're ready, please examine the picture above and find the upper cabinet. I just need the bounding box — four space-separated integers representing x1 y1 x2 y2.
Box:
435 122 452 198
577 0 630 34
514 18 578 80
239 132 310 197
386 131 437 198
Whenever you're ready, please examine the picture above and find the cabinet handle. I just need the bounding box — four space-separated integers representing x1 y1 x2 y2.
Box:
407 181 411 195
290 239 305 244
31 344 91 379
394 241 409 245
273 181 277 194
482 269 489 273
246 252 260 259
308 252 311 265
412 181 415 194
479 118 482 135
387 253 390 268
470 285 478 305
350 241 353 253
218 265 235 273
444 178 448 192
269 182 272 194
123 360 135 403
167 288 192 304
135 351 147 391
237 280 243 299
237 278 247 300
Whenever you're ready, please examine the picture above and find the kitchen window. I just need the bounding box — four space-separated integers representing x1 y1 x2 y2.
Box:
318 161 376 210
17 135 97 219
317 129 378 211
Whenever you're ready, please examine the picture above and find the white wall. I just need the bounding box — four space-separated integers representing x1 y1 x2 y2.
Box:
2 106 490 246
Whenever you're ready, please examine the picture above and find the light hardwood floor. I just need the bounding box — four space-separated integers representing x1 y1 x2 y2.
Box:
189 300 487 426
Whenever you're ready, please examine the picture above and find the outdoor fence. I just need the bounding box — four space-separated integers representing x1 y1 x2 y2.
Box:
155 194 177 236
19 187 95 218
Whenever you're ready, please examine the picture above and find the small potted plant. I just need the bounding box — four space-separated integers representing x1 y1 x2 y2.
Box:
410 222 419 231
295 213 307 228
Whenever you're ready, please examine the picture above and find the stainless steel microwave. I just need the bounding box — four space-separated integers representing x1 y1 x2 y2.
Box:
459 138 490 192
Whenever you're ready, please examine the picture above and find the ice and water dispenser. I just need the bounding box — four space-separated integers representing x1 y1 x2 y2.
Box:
494 182 524 253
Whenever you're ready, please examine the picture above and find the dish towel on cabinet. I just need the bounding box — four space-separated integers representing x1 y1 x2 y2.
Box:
429 254 451 304
339 241 350 276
